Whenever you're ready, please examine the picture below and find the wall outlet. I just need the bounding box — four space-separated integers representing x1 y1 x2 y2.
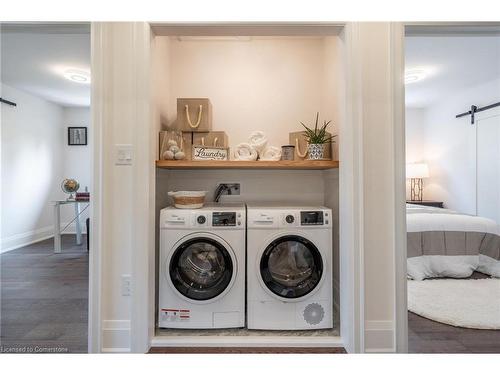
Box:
121 274 131 296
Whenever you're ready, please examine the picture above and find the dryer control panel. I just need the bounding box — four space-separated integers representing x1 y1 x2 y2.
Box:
300 211 324 225
281 210 329 227
247 207 331 228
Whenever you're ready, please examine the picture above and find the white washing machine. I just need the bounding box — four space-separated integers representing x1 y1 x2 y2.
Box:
158 204 245 329
247 204 333 330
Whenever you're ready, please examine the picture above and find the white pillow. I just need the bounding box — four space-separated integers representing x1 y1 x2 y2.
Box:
477 254 500 278
407 255 478 281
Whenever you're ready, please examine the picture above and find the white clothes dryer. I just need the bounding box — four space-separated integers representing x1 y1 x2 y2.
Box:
246 204 333 330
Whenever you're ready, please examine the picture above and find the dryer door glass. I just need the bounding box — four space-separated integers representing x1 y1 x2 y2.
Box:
260 235 323 299
169 237 233 301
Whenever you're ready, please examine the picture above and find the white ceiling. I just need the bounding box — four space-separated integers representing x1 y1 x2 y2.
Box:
1 26 90 107
2 27 497 109
405 35 500 108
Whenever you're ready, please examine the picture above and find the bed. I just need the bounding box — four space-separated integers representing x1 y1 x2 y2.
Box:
406 204 500 280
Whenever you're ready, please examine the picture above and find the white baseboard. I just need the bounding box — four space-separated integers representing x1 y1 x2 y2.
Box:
1 223 87 254
151 334 343 348
1 226 54 253
364 320 395 353
101 347 132 353
102 320 131 353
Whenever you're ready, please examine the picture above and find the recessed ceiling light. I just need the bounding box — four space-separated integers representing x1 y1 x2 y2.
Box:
63 69 90 84
405 69 426 85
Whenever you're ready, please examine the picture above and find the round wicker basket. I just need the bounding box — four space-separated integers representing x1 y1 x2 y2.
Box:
168 191 207 209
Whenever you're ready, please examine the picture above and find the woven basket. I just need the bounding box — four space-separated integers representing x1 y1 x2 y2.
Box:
168 191 207 209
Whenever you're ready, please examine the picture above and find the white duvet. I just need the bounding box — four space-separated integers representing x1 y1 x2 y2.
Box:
406 204 499 234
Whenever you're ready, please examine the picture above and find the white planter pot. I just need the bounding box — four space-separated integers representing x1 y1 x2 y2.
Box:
307 143 326 160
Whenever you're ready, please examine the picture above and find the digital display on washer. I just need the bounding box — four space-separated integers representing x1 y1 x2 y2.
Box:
300 211 324 225
212 212 237 226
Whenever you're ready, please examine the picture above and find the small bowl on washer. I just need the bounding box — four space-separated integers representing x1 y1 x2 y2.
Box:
168 191 207 209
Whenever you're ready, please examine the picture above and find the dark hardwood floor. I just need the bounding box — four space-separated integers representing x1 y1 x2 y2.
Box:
408 272 500 353
149 347 346 354
0 235 88 353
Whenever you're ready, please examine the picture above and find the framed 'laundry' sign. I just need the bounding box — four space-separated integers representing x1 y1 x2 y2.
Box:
192 146 229 161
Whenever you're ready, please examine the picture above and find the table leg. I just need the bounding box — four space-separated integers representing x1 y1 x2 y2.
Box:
75 202 82 245
54 203 61 253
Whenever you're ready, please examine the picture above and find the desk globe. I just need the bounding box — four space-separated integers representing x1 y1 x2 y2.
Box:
61 178 80 200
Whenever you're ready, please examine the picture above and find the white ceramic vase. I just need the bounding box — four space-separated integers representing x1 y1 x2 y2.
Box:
307 143 326 160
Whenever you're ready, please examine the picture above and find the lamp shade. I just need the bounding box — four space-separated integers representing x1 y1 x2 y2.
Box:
406 163 429 179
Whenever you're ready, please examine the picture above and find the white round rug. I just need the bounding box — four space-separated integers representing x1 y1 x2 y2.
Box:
408 278 500 329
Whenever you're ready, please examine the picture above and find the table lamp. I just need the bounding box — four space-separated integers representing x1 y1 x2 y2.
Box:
406 163 429 201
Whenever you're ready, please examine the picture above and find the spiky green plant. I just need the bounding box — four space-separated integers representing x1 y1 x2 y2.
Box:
300 112 337 144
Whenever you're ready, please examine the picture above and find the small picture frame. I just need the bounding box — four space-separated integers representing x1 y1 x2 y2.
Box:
68 127 87 146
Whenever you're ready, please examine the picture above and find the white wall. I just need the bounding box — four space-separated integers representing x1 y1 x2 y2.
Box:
159 36 339 150
61 107 91 227
417 78 500 213
1 83 64 251
405 108 425 164
405 108 425 199
157 170 326 206
0 83 91 252
63 107 91 190
322 36 342 160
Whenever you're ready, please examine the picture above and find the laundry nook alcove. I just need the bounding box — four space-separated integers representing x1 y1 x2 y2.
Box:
150 24 347 349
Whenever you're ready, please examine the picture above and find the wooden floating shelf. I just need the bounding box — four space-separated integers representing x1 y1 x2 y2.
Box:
156 160 339 170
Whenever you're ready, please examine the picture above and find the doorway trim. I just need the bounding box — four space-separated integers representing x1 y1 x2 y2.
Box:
390 22 408 353
143 21 365 353
88 22 104 353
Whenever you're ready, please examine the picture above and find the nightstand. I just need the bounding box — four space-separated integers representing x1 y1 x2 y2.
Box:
406 200 444 208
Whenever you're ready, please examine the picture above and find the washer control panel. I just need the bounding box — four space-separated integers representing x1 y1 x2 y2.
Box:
212 211 237 227
162 206 245 229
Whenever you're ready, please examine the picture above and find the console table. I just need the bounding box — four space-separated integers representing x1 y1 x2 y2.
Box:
53 200 90 253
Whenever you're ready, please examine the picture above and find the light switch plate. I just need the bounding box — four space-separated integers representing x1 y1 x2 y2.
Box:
115 144 133 165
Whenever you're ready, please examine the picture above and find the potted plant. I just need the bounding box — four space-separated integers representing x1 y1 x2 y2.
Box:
300 112 336 160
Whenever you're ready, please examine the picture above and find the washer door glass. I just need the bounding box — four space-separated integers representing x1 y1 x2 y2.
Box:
260 235 323 299
169 237 233 301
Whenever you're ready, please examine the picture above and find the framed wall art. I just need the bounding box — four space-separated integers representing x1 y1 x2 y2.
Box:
68 127 88 146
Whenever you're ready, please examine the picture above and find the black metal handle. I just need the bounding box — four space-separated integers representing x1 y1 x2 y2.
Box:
456 101 500 125
0 98 17 107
